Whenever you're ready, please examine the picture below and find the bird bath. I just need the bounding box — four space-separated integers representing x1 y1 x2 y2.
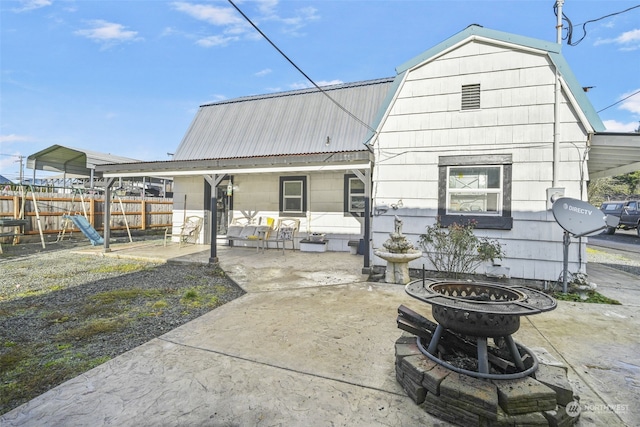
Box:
374 216 422 284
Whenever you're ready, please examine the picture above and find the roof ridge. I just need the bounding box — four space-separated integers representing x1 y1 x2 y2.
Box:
200 77 394 107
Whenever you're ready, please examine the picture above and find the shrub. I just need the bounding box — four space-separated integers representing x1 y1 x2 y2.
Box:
418 220 504 278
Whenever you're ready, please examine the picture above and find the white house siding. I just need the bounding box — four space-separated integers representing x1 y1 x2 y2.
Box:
372 40 589 282
225 171 364 251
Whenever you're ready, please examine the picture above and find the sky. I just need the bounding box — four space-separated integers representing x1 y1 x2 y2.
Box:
1 0 639 181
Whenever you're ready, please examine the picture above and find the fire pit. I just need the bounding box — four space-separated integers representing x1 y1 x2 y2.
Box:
404 279 556 379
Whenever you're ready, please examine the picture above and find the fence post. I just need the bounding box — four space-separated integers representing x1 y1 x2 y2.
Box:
89 198 96 228
141 200 147 230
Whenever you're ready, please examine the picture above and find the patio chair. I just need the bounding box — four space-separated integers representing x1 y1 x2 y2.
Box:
274 218 300 254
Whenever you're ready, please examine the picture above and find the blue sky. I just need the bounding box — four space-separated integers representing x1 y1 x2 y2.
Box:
1 0 639 181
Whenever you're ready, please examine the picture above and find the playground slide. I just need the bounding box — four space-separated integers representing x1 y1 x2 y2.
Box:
63 215 104 246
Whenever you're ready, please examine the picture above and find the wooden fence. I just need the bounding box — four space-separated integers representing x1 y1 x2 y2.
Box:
0 190 173 238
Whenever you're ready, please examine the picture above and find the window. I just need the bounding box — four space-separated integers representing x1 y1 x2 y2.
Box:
447 166 501 215
461 84 481 110
279 176 307 216
438 155 512 229
344 174 365 216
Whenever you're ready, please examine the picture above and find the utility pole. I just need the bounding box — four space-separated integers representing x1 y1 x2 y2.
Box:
15 155 24 185
556 0 564 44
552 0 564 188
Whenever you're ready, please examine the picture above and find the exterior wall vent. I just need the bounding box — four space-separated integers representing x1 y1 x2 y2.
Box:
461 84 481 110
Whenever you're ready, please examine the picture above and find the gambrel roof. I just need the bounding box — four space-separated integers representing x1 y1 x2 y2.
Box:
366 24 605 142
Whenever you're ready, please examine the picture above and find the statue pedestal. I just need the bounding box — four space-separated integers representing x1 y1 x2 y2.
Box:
374 250 422 284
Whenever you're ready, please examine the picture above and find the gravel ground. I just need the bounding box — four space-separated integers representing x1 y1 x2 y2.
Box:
587 243 640 277
0 236 245 414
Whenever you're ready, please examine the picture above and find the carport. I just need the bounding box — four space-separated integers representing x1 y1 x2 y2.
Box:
26 144 171 194
588 132 640 179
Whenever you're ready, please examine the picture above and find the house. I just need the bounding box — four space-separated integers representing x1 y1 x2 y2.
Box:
368 24 606 282
96 25 638 281
97 78 394 262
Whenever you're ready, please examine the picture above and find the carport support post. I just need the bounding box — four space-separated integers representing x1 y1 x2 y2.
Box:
103 177 116 253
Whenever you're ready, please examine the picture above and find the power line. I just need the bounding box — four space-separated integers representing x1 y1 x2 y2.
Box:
597 88 640 113
227 0 377 135
555 3 640 46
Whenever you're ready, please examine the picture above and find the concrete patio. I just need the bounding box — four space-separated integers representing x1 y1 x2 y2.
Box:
1 241 638 426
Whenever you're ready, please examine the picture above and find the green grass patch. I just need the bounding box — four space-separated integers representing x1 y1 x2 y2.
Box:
91 288 164 304
179 288 219 309
151 300 168 310
56 318 125 341
553 291 621 305
89 262 150 275
0 342 111 413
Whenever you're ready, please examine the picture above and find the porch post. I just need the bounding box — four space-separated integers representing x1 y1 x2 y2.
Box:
209 192 217 263
364 196 370 270
204 174 225 264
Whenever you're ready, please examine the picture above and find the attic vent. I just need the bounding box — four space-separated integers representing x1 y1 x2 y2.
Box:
461 84 481 110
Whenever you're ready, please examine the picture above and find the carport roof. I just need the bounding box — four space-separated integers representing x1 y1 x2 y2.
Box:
589 132 640 179
27 145 140 177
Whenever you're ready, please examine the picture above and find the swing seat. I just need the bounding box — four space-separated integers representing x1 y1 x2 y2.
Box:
164 216 203 247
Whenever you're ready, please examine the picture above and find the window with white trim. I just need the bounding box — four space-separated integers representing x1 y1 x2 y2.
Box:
438 154 512 230
279 176 307 216
447 166 502 215
346 176 365 213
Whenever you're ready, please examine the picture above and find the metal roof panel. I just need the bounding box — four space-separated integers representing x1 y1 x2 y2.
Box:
173 78 393 161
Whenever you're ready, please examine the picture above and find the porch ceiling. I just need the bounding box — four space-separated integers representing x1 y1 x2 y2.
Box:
589 132 640 179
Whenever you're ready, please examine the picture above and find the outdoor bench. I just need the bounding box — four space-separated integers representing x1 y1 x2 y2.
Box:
225 217 300 253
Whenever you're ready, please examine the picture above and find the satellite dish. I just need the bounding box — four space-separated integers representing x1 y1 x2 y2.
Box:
551 197 607 237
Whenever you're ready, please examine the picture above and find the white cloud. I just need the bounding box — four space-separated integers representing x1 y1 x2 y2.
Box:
171 1 319 46
619 89 640 115
255 0 279 16
196 35 238 48
595 28 640 51
603 119 639 132
289 79 343 90
316 79 343 87
75 20 141 47
12 0 52 13
172 2 243 27
208 94 227 103
617 28 640 43
0 134 31 144
255 68 272 77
